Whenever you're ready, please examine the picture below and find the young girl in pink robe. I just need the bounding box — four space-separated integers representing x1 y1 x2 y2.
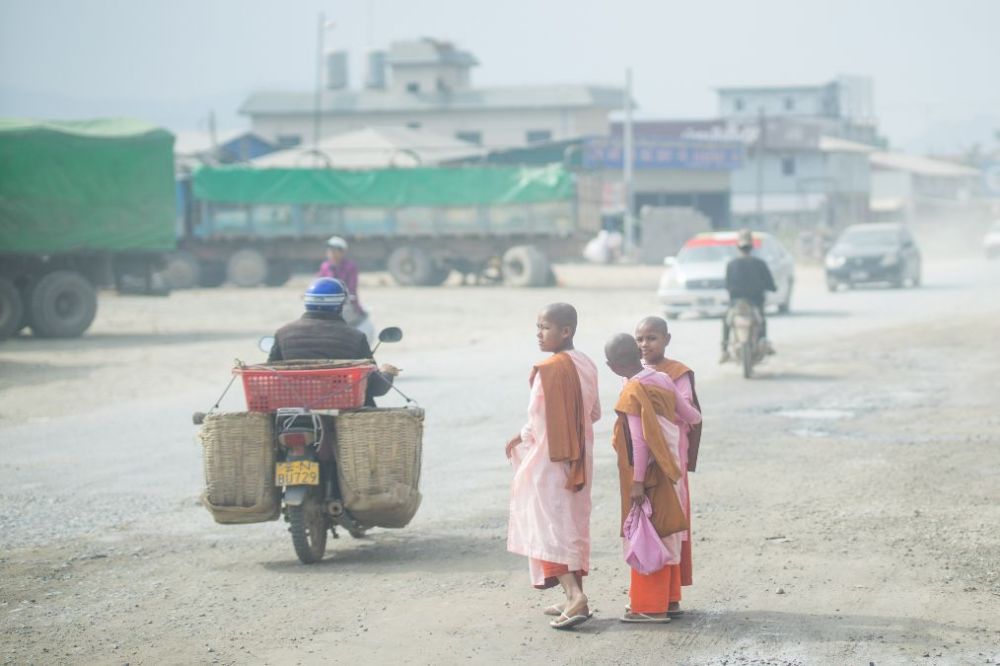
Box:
506 304 601 630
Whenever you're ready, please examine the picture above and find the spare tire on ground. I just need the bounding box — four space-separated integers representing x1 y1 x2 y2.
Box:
28 270 97 338
502 245 550 288
0 277 24 340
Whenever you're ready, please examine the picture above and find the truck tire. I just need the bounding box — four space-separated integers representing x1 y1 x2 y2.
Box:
502 245 550 288
388 246 436 286
0 278 23 340
164 251 200 289
28 270 97 338
227 248 268 288
264 260 292 287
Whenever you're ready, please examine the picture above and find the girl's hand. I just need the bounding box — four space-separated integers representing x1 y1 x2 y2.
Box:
630 480 646 507
505 434 522 459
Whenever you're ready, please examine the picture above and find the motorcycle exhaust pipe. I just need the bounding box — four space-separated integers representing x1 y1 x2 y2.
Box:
326 500 344 516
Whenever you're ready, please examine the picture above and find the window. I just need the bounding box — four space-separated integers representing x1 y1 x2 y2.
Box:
781 157 796 176
406 82 420 94
526 129 552 144
406 121 422 130
276 134 301 148
734 98 744 111
455 131 482 145
784 97 795 111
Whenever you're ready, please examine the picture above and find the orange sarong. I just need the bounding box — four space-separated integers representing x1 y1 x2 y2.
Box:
630 564 682 614
532 559 587 590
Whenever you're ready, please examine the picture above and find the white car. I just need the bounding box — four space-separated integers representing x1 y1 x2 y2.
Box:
985 220 1000 259
657 231 795 318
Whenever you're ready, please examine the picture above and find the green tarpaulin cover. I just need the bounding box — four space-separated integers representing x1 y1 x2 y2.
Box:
0 118 176 253
193 164 574 207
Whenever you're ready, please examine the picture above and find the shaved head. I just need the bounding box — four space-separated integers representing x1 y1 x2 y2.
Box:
635 316 668 336
540 302 578 334
605 333 641 367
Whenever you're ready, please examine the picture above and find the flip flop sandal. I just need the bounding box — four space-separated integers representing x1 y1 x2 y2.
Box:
620 612 671 624
667 609 685 618
550 612 592 630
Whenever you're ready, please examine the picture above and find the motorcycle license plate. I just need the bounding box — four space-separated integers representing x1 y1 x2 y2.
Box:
275 461 319 486
850 270 868 281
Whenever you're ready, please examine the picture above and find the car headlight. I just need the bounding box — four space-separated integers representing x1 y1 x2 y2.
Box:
825 254 846 269
880 254 900 267
660 270 682 289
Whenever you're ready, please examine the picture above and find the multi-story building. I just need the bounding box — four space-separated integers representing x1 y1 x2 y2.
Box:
240 38 626 151
713 77 881 229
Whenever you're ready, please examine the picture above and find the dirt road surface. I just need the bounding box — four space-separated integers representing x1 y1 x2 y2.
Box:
2 252 999 665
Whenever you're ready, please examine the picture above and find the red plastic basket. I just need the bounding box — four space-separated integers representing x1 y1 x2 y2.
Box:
236 363 373 411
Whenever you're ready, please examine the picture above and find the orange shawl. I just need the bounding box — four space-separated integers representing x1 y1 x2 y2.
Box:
530 352 586 492
653 358 703 472
612 380 688 537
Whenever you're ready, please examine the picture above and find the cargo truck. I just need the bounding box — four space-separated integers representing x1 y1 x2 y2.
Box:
166 164 600 288
0 118 175 340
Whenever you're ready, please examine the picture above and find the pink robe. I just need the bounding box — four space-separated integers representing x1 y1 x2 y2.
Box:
626 368 702 563
507 350 601 586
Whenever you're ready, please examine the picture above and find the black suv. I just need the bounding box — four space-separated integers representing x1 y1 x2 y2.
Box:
825 223 921 291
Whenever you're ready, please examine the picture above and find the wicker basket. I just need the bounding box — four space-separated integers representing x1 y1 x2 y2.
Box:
199 412 281 524
335 408 424 529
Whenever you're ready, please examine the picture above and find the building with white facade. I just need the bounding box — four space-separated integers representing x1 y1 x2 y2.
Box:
714 77 882 229
240 38 626 151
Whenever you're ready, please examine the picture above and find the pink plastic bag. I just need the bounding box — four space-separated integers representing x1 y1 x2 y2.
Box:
623 499 671 575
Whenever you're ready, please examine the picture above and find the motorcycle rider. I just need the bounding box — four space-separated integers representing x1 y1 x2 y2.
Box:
720 229 777 363
268 277 398 406
317 236 375 344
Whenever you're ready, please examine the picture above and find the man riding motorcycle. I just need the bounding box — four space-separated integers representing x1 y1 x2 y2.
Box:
268 277 398 406
720 229 777 363
317 236 375 344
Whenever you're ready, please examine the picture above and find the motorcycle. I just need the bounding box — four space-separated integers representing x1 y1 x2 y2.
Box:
263 326 403 563
725 299 765 379
194 326 419 565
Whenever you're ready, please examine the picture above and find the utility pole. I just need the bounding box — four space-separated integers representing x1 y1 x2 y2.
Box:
622 67 635 257
755 107 765 228
313 12 326 148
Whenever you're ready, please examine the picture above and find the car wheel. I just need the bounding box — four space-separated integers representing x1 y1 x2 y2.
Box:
664 311 681 320
826 279 840 293
778 278 793 314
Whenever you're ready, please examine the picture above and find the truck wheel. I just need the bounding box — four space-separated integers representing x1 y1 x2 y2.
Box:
164 252 200 289
0 278 23 340
388 246 436 286
28 270 97 338
264 260 292 287
502 245 549 287
227 248 268 288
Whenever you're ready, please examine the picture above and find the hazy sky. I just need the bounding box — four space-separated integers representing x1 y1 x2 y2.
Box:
2 0 998 153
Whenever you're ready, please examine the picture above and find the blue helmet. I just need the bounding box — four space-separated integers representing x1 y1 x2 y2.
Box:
304 277 347 313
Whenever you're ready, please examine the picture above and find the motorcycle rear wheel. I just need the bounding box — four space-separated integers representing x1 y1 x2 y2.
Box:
289 494 328 564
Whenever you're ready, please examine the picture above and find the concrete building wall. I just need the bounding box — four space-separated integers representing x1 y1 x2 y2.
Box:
388 65 469 94
719 90 828 119
250 107 612 150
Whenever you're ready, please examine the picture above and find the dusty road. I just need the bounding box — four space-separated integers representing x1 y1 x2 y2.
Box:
2 252 999 665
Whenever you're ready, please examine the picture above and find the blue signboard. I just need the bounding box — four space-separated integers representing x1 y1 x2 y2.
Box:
582 138 744 171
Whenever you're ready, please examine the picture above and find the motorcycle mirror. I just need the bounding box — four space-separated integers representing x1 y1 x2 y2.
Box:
258 336 275 353
377 327 403 343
